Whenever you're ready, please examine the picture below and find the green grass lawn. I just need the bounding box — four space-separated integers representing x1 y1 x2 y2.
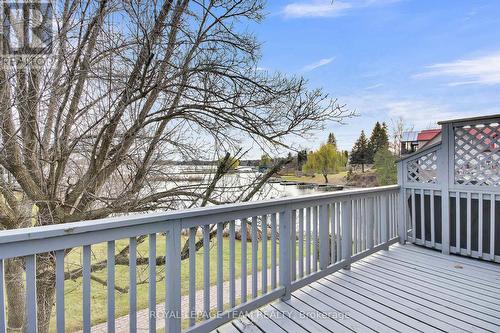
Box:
53 235 278 332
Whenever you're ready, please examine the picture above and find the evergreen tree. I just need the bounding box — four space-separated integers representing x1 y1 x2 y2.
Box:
374 146 397 185
327 132 337 148
297 150 308 170
350 130 370 172
369 122 389 162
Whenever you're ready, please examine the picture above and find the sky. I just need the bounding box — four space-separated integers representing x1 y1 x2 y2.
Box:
247 0 500 155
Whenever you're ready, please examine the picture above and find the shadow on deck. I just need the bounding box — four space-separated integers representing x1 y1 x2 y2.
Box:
216 243 500 333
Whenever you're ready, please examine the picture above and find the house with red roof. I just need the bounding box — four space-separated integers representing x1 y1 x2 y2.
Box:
401 128 441 155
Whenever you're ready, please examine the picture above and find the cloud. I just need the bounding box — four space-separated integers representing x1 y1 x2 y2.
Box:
301 57 334 72
283 1 352 18
414 51 500 86
364 83 383 90
341 93 477 128
282 0 400 18
385 100 456 127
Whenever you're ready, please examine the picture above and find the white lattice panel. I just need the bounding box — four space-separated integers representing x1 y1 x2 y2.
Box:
454 122 499 186
407 150 438 184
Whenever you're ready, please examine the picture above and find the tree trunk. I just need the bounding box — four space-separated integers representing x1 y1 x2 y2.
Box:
35 253 57 333
361 163 365 173
4 196 32 332
5 258 25 332
33 207 58 333
323 173 328 183
235 223 263 241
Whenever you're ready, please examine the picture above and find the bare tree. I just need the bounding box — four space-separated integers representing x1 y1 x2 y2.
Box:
0 0 351 331
390 117 414 156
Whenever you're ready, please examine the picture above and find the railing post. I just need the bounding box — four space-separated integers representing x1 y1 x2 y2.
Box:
279 208 291 301
397 161 407 244
319 204 329 270
341 199 352 269
440 123 452 255
166 220 182 333
381 194 390 250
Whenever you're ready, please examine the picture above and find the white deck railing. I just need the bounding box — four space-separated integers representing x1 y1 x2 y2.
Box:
0 185 399 333
398 114 499 262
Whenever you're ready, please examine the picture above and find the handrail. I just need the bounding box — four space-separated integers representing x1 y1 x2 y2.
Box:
397 142 441 163
0 185 399 244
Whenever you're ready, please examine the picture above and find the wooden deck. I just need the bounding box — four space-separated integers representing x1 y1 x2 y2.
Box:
215 243 500 333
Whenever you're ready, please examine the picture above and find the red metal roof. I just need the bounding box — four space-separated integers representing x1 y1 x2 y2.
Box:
417 129 441 141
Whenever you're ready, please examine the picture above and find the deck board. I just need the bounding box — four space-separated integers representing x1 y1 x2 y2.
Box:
212 243 500 332
374 248 500 284
339 265 500 328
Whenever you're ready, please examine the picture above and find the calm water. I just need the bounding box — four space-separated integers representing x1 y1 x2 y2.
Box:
155 165 324 206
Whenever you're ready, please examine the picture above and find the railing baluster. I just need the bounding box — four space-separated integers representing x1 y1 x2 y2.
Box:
298 208 304 279
241 219 247 303
372 196 380 245
319 204 329 269
271 214 277 289
330 204 335 263
467 192 472 255
420 189 425 245
25 255 37 333
367 197 374 250
148 234 157 332
430 190 435 247
456 192 461 252
83 245 91 333
217 222 224 311
478 193 483 257
305 207 311 275
393 193 397 238
129 237 137 332
262 215 268 294
353 199 358 254
312 206 318 271
361 198 366 250
341 199 352 269
388 195 392 239
56 250 65 333
166 221 182 333
279 208 291 301
203 225 210 317
107 240 115 333
381 194 389 251
393 193 398 237
491 194 496 261
0 259 5 333
391 193 395 238
188 227 196 326
251 217 258 298
411 188 416 242
358 199 362 252
399 187 408 244
291 210 296 281
229 221 236 307
336 202 341 261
